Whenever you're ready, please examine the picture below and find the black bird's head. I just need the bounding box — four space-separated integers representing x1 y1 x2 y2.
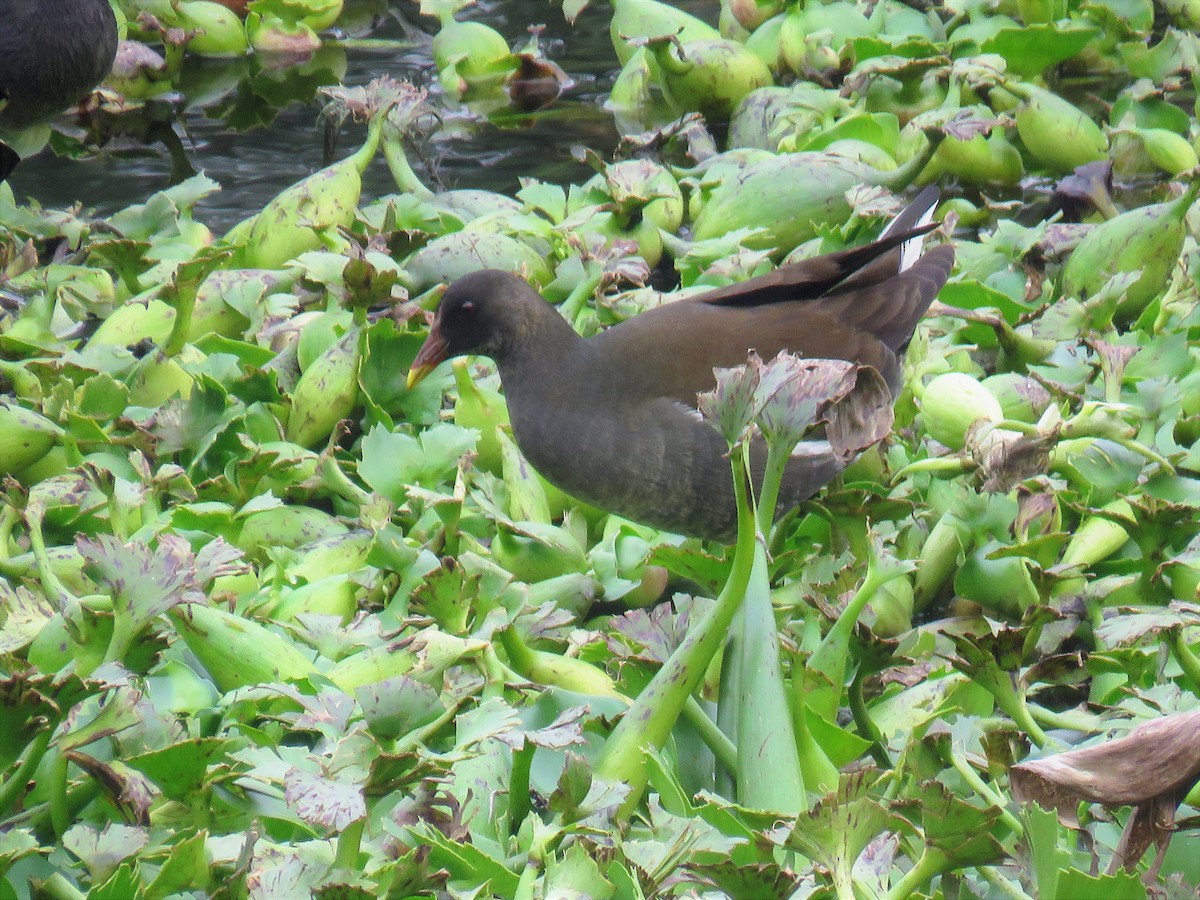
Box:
407 269 561 388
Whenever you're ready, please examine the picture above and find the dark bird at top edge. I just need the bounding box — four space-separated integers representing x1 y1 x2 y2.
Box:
0 0 119 182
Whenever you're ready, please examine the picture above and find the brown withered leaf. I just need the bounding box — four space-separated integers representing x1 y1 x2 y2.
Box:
825 365 894 463
1010 710 1200 879
1047 160 1115 222
65 751 158 826
507 54 573 112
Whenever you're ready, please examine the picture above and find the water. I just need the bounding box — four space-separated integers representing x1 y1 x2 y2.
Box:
4 0 649 231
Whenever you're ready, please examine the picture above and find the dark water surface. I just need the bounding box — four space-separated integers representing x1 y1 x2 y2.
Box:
5 0 694 231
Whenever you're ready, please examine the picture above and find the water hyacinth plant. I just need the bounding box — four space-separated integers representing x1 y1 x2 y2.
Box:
1 0 1200 893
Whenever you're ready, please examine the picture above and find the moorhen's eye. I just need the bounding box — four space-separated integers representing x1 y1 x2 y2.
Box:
447 299 475 323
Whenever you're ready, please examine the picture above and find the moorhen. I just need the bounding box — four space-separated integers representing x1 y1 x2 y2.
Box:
408 187 954 541
0 0 119 181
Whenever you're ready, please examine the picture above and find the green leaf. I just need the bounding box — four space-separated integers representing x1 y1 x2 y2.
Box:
778 769 901 896
980 24 1099 75
76 373 130 421
284 766 366 831
61 823 147 884
544 843 615 900
143 830 209 899
910 780 1006 867
359 320 451 426
87 861 144 900
127 738 233 802
356 675 446 741
1057 868 1148 900
405 822 522 896
358 423 476 502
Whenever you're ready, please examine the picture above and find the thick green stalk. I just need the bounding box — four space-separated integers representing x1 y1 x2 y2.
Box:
886 847 948 900
509 744 534 834
317 455 374 507
849 669 891 770
945 752 1022 837
514 859 540 900
596 451 758 813
1170 629 1200 692
0 730 52 817
0 503 19 561
48 749 70 838
806 559 898 722
646 38 693 78
30 874 85 900
333 817 365 870
1001 688 1049 749
26 508 82 646
561 267 606 327
480 645 516 699
734 542 805 813
498 625 624 699
161 279 202 359
979 866 1035 900
682 697 737 775
382 121 435 199
879 129 945 191
102 611 141 668
715 618 739 798
755 442 789 535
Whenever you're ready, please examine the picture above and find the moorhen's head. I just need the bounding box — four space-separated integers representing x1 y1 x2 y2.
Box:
407 269 562 388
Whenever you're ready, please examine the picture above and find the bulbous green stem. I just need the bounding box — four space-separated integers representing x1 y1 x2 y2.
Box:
596 447 758 815
734 542 805 813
